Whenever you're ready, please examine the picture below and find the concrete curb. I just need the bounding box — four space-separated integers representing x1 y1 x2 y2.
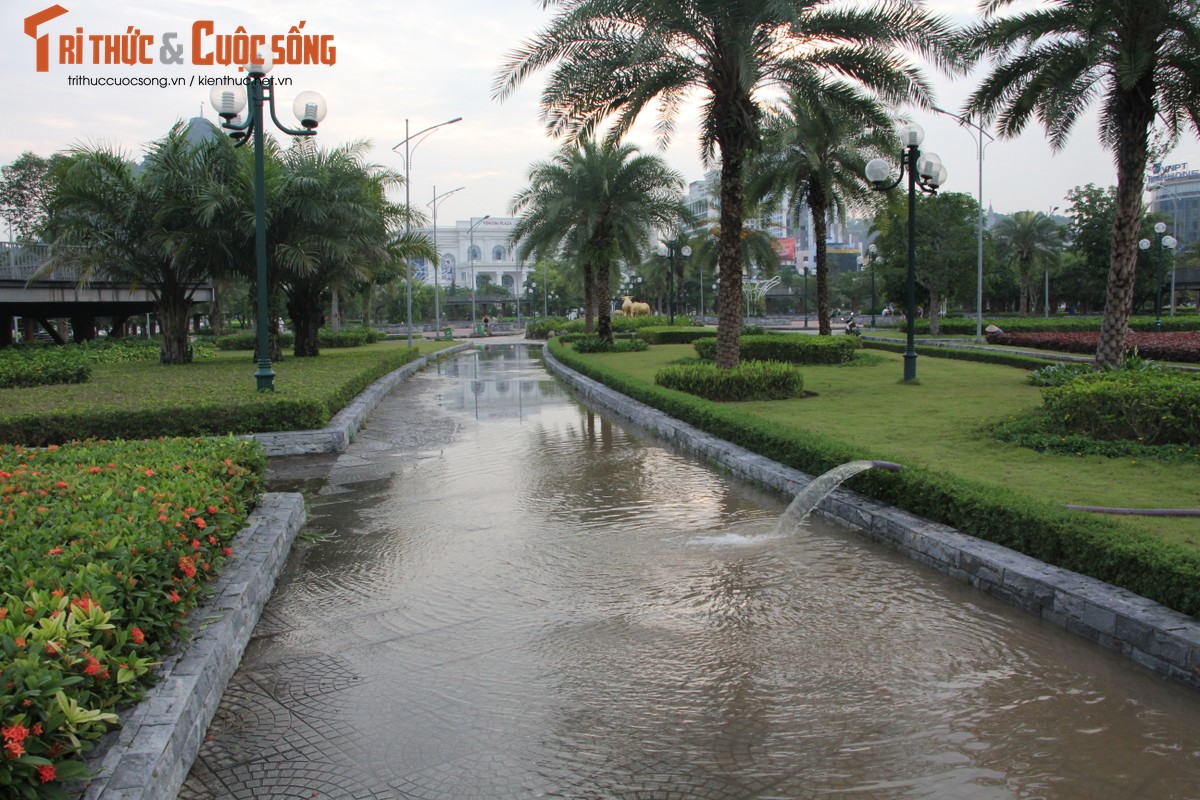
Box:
80 492 307 800
543 346 1200 690
247 343 473 457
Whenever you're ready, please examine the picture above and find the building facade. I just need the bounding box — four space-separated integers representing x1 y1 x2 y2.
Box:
410 216 531 293
1147 159 1200 291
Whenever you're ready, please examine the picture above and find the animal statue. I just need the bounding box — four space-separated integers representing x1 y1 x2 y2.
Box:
621 295 634 317
630 301 651 316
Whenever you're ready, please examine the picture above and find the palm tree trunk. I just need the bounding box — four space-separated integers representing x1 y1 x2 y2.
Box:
156 296 193 365
1095 87 1155 369
715 149 746 369
811 193 832 336
583 263 596 333
596 260 613 343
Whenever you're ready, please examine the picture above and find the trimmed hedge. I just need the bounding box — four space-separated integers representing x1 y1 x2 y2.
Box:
923 314 1200 336
1042 371 1200 445
525 315 690 340
569 335 649 353
636 326 714 345
694 334 860 364
213 328 373 350
863 338 1057 370
548 338 1200 617
655 360 803 401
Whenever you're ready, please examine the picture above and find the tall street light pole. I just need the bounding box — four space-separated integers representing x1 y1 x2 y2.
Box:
429 185 464 334
933 107 993 343
469 215 491 330
212 53 326 392
868 243 878 329
1141 223 1178 331
866 123 947 382
658 239 691 325
393 117 462 347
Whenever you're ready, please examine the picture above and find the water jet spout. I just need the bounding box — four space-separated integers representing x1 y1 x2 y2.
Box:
773 460 900 536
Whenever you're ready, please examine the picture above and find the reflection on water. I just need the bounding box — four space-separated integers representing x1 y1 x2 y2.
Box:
222 345 1200 799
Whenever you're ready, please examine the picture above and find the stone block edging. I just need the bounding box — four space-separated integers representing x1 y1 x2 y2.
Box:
81 492 307 800
543 346 1200 690
248 343 473 457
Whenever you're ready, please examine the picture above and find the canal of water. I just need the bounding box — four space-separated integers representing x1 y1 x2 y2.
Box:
181 344 1200 799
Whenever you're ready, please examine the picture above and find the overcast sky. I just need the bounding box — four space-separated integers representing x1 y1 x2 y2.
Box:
4 0 1198 231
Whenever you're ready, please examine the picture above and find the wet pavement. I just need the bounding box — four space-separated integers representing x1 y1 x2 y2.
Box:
179 344 1200 800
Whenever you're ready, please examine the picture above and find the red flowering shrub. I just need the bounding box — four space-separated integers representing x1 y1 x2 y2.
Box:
986 330 1200 362
0 437 264 797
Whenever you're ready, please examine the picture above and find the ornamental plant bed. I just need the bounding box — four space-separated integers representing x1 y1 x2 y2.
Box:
986 330 1200 362
0 437 264 799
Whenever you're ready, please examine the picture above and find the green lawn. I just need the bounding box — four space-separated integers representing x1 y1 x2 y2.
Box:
0 339 455 419
589 344 1200 552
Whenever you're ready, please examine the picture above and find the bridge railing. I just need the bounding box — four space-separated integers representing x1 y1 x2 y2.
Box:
0 242 87 283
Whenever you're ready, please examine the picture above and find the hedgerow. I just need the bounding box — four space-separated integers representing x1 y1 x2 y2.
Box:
655 360 803 401
694 334 860 364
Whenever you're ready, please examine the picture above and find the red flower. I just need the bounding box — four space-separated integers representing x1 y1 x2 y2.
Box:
169 590 180 603
48 547 63 556
89 466 102 474
206 505 218 515
223 547 234 556
131 627 145 644
55 481 68 489
36 764 56 783
193 517 207 530
144 468 155 477
178 556 196 579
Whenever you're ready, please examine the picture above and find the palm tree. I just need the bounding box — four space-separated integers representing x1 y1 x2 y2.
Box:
963 0 1200 366
495 0 957 367
751 81 895 335
46 123 235 364
509 138 686 342
991 211 1063 316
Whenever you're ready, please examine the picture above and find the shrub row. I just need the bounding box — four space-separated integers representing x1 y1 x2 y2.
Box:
0 437 265 797
694 334 860 364
0 348 90 389
548 338 1200 618
213 328 374 351
987 330 1200 363
569 335 648 353
655 360 803 401
863 339 1057 370
636 326 714 345
990 413 1200 464
924 314 1200 335
525 315 690 340
1041 370 1200 445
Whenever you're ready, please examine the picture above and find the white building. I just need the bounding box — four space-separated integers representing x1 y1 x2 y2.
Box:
410 216 531 293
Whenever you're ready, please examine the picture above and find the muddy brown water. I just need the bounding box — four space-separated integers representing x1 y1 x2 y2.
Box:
181 344 1200 799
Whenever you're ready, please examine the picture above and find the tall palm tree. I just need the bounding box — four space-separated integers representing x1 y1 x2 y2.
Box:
751 81 895 335
991 211 1063 316
963 0 1200 366
495 0 957 367
509 138 686 342
46 123 236 364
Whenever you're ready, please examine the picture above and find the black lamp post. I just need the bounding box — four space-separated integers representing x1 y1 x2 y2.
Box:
1141 223 1178 332
802 267 810 329
659 239 691 325
867 243 878 329
866 123 947 382
212 54 326 392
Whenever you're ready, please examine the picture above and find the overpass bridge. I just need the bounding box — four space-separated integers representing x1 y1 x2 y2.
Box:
0 242 213 346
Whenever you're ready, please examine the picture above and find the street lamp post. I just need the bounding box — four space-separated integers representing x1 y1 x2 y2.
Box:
866 123 947 382
658 240 691 325
867 243 878 329
429 185 464 334
211 54 327 391
393 117 461 347
933 108 992 343
802 267 810 328
1141 223 1178 331
469 215 491 330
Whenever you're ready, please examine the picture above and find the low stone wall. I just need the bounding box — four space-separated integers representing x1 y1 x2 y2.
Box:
543 346 1200 690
